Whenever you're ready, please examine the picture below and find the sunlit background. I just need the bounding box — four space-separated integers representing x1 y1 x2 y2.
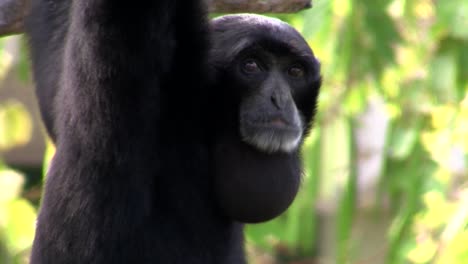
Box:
1 0 467 263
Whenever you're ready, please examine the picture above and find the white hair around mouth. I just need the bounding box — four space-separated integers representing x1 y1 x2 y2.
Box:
241 106 303 153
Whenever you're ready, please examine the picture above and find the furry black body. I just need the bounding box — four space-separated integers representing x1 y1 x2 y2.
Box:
25 0 321 263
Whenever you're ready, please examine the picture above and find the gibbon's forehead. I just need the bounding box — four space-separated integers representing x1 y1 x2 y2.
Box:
211 14 314 59
212 14 302 40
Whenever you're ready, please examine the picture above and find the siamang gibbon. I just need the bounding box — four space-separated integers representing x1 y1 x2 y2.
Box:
25 0 321 263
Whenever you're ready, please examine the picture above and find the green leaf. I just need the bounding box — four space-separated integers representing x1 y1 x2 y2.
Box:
0 100 33 150
0 170 24 203
390 127 419 160
4 199 36 254
436 0 468 39
430 51 458 102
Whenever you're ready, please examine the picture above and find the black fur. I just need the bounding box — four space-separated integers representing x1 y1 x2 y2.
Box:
25 0 321 263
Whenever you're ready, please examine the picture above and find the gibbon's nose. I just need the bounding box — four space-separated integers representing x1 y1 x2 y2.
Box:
270 89 288 110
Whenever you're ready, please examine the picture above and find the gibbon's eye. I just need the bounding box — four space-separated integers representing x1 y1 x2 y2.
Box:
242 59 261 74
288 65 305 78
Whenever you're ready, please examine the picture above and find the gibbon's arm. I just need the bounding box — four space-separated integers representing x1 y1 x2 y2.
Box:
29 1 210 263
58 1 207 145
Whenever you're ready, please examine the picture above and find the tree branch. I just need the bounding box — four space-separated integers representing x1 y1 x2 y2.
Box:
0 0 312 37
208 0 312 13
0 0 28 36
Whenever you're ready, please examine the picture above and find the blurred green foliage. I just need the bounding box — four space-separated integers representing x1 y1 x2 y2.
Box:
0 0 467 263
246 0 468 263
0 37 36 264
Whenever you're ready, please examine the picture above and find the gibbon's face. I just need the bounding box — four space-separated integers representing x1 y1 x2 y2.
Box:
211 14 321 153
235 47 317 153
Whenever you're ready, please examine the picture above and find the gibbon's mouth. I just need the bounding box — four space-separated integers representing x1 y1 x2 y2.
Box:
240 117 303 153
244 117 300 132
268 117 288 127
